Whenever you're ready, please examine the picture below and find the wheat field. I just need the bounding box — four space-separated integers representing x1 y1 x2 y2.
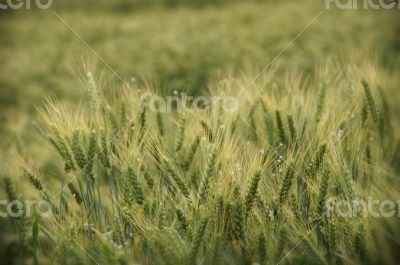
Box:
1 1 400 264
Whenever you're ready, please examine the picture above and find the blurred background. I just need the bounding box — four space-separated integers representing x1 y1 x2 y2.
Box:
1 0 399 163
1 0 400 156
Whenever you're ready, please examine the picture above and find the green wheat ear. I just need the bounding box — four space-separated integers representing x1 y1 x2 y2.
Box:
50 125 76 172
25 170 59 215
164 159 189 197
316 168 330 218
3 177 28 255
277 167 294 209
139 102 147 130
175 208 188 232
99 128 111 168
175 115 186 152
199 146 218 203
138 117 147 149
308 143 327 178
362 79 380 126
122 177 132 206
113 214 125 247
86 72 100 112
67 183 82 205
290 194 300 219
107 107 119 133
86 130 98 183
244 169 262 217
361 102 369 126
233 203 244 241
143 171 154 189
187 218 208 265
25 170 44 191
315 82 327 123
260 99 275 145
275 110 287 145
4 176 18 202
126 167 144 205
377 87 392 137
72 130 86 170
326 217 338 262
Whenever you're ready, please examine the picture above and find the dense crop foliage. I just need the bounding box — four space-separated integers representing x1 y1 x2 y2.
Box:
1 0 399 144
2 55 400 264
1 0 400 264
